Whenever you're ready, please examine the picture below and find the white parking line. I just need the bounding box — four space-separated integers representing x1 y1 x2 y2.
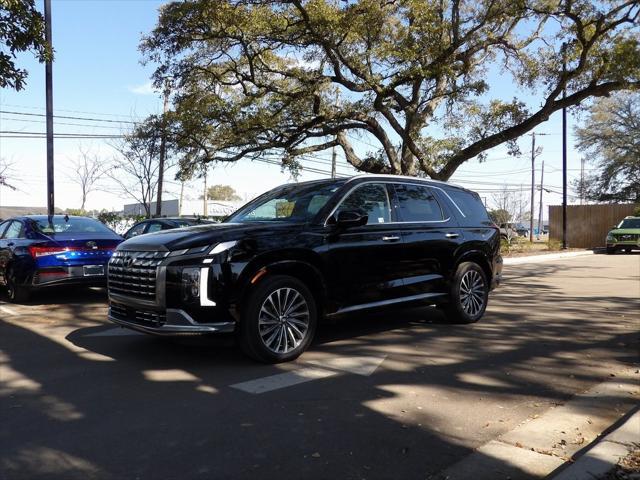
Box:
231 355 387 394
0 305 17 316
305 355 387 376
86 328 143 337
231 367 339 394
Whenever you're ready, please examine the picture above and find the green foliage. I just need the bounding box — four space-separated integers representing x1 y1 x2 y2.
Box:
0 0 52 91
142 0 640 180
574 92 640 203
201 184 241 201
97 210 121 230
64 208 86 216
488 209 512 225
633 205 640 217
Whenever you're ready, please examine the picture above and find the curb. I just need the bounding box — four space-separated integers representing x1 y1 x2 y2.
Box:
504 250 593 265
550 409 640 480
437 369 639 480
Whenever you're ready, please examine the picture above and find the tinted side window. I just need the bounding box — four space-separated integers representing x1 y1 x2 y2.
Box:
4 221 23 239
125 222 147 239
445 189 492 226
146 222 164 233
394 184 444 222
0 221 9 238
335 183 391 225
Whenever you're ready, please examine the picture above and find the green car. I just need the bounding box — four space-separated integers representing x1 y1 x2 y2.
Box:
606 216 640 254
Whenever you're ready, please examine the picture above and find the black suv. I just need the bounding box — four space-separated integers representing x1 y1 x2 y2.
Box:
108 176 502 363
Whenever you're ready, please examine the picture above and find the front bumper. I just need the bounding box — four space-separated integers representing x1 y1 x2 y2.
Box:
109 303 235 335
607 242 639 249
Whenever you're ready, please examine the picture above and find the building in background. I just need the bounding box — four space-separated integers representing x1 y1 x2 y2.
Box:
122 198 243 218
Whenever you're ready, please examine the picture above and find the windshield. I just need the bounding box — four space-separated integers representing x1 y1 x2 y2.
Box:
31 216 114 235
226 181 344 223
618 218 640 229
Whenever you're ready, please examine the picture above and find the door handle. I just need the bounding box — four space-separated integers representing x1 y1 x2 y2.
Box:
445 233 460 239
7 242 15 247
381 236 400 242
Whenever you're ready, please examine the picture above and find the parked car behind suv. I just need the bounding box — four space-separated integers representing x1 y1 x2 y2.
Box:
108 176 502 363
606 216 640 254
123 217 214 240
0 215 122 302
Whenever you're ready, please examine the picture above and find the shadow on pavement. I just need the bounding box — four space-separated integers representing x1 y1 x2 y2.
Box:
0 258 638 480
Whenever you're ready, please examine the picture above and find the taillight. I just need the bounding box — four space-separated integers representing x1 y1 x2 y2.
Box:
29 246 71 258
28 246 115 259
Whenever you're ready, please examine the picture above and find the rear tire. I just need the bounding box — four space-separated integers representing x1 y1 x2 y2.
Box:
442 262 488 324
238 275 317 363
6 267 30 303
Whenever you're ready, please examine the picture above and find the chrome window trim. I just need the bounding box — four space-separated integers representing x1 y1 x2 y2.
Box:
324 180 460 226
436 187 467 218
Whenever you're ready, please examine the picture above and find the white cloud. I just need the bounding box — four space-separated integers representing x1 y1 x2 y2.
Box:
127 81 159 96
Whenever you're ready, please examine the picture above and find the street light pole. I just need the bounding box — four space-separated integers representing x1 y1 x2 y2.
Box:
562 43 568 249
155 83 170 217
44 0 54 216
529 132 536 243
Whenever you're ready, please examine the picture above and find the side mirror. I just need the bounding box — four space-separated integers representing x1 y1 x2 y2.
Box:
335 210 368 228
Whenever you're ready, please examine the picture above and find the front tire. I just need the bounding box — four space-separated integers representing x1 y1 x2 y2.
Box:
238 275 317 363
442 262 488 324
606 247 616 255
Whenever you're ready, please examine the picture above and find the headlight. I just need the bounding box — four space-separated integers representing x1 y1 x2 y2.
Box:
606 234 615 241
168 245 210 257
181 268 200 302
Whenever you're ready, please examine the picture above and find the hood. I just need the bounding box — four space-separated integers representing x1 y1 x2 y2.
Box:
116 222 305 251
609 228 640 235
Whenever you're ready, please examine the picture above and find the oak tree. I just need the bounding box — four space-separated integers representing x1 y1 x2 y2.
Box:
0 0 51 91
574 92 640 202
142 0 640 179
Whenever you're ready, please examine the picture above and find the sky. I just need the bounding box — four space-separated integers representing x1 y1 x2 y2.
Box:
0 0 592 222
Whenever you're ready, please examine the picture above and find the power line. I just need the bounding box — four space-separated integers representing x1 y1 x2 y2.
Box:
0 110 138 124
0 116 126 130
0 102 142 119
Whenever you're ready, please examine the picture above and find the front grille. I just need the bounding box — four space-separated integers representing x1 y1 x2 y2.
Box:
110 302 166 328
108 250 168 301
614 233 639 242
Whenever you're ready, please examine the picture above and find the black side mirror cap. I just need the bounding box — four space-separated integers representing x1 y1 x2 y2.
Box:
335 210 368 228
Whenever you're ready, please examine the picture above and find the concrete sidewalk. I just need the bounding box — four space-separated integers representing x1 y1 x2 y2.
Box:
550 409 640 480
439 369 639 480
504 250 594 265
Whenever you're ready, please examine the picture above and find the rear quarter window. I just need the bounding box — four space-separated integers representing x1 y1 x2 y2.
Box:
394 184 444 222
444 188 493 227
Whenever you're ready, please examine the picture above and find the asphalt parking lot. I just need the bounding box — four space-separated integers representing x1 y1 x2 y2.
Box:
1 253 638 480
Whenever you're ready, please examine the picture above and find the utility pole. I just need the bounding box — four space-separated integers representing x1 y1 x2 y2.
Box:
529 133 536 243
580 157 585 205
562 42 568 249
179 180 184 216
537 160 544 240
44 0 54 216
203 165 208 217
155 82 170 217
331 144 337 179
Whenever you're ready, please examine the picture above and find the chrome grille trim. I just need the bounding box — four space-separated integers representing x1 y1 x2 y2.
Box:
108 250 168 301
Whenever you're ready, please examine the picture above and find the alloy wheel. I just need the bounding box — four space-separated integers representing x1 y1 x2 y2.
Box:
459 270 485 317
258 287 310 354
